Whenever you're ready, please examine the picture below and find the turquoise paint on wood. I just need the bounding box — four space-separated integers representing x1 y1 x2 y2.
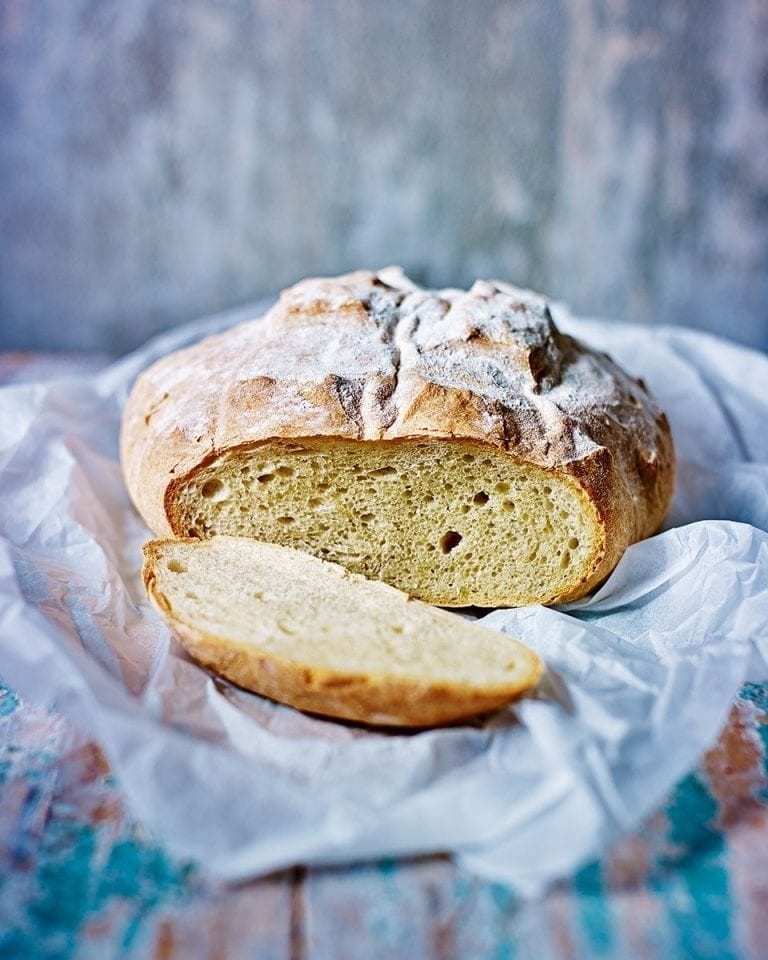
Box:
740 682 768 803
572 861 614 956
740 682 768 712
1 815 195 959
0 687 19 717
0 689 197 960
659 774 736 960
487 882 518 960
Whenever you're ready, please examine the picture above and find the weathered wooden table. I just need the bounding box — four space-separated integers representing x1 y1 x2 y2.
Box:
1 355 766 960
2 683 766 960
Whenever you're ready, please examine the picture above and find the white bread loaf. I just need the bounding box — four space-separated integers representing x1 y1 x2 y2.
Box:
143 536 542 726
122 268 675 607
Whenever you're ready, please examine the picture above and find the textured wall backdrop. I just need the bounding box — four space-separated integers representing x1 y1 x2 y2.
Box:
1 0 767 354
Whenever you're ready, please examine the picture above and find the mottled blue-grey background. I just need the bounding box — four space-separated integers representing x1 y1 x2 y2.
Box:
1 0 767 354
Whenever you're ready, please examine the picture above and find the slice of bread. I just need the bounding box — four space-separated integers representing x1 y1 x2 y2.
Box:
143 536 543 727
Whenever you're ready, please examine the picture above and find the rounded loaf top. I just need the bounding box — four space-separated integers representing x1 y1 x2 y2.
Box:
120 267 675 604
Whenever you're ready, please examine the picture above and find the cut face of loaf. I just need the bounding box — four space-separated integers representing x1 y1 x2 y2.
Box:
173 438 600 607
121 268 675 607
143 536 543 727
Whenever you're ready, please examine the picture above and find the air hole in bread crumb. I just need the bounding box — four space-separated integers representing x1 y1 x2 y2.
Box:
561 551 571 568
308 497 322 508
277 516 295 525
495 481 510 493
502 500 515 511
460 505 470 514
166 559 186 574
368 466 397 477
185 590 197 600
392 624 404 634
462 453 475 463
360 512 374 522
423 493 435 504
473 491 489 505
276 466 294 477
440 531 462 554
257 473 274 483
201 478 228 500
568 537 579 549
317 482 330 491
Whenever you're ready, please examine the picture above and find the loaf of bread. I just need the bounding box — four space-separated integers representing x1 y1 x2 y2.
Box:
144 536 542 726
122 268 674 607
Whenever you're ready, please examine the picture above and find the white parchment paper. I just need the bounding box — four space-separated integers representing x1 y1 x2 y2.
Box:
1 304 767 895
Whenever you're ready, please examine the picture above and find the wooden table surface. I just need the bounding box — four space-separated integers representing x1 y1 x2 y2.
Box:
1 682 766 960
1 354 767 960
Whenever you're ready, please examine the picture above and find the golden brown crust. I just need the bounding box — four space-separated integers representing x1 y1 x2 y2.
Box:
164 623 536 727
123 268 675 605
142 539 543 727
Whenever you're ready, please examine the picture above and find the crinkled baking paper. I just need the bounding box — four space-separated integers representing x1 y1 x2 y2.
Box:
1 303 767 895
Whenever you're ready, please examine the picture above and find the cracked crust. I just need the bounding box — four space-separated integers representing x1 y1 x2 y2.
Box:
121 268 675 604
